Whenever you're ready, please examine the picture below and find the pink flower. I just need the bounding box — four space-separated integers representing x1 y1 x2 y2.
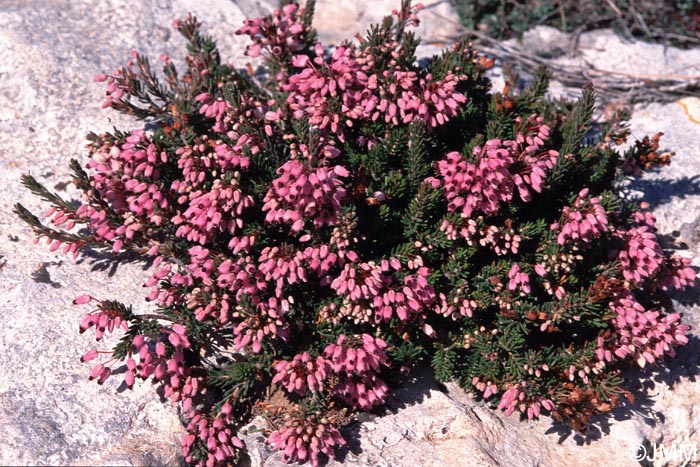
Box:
334 372 389 410
437 284 477 319
507 264 531 295
73 294 93 305
77 302 129 340
258 244 308 295
654 255 697 291
283 40 467 139
332 261 385 302
232 297 290 353
479 224 521 256
80 349 99 362
195 93 231 132
173 179 254 245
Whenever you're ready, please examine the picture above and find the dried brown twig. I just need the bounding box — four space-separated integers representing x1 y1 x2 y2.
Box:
421 5 700 104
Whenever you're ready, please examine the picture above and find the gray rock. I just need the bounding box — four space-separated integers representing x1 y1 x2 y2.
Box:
626 102 700 248
1 1 699 467
312 0 459 59
520 26 572 58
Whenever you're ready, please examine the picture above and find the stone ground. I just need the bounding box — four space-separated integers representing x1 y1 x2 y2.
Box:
0 1 698 466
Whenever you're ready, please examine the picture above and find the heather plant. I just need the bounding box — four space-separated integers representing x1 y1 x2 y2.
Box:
15 1 697 465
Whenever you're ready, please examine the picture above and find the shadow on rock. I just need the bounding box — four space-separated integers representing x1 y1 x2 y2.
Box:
628 175 700 209
382 361 441 413
76 245 155 276
334 421 364 462
648 334 700 387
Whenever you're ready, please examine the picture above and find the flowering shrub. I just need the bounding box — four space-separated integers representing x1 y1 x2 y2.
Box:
15 0 697 465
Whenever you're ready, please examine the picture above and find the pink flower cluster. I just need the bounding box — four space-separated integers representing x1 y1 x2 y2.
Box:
302 243 340 283
472 377 498 399
611 206 696 289
231 297 291 353
507 264 531 295
552 188 608 245
195 93 231 133
235 3 309 60
182 406 245 467
435 118 558 219
268 415 346 467
125 329 193 396
75 252 244 467
173 139 250 188
439 216 477 242
394 266 439 320
262 160 349 232
511 118 559 201
616 225 664 283
324 334 390 409
497 382 555 420
145 245 296 355
437 283 478 319
333 372 389 411
655 255 697 291
284 45 366 136
439 216 522 256
216 255 266 301
282 38 467 140
606 294 690 368
258 244 309 294
173 179 254 244
271 351 329 395
270 335 392 407
63 130 169 253
479 223 521 255
332 260 386 302
374 70 466 128
331 258 437 322
76 295 129 340
78 292 195 400
170 140 254 246
80 283 205 411
564 364 593 385
196 91 272 143
146 247 219 312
